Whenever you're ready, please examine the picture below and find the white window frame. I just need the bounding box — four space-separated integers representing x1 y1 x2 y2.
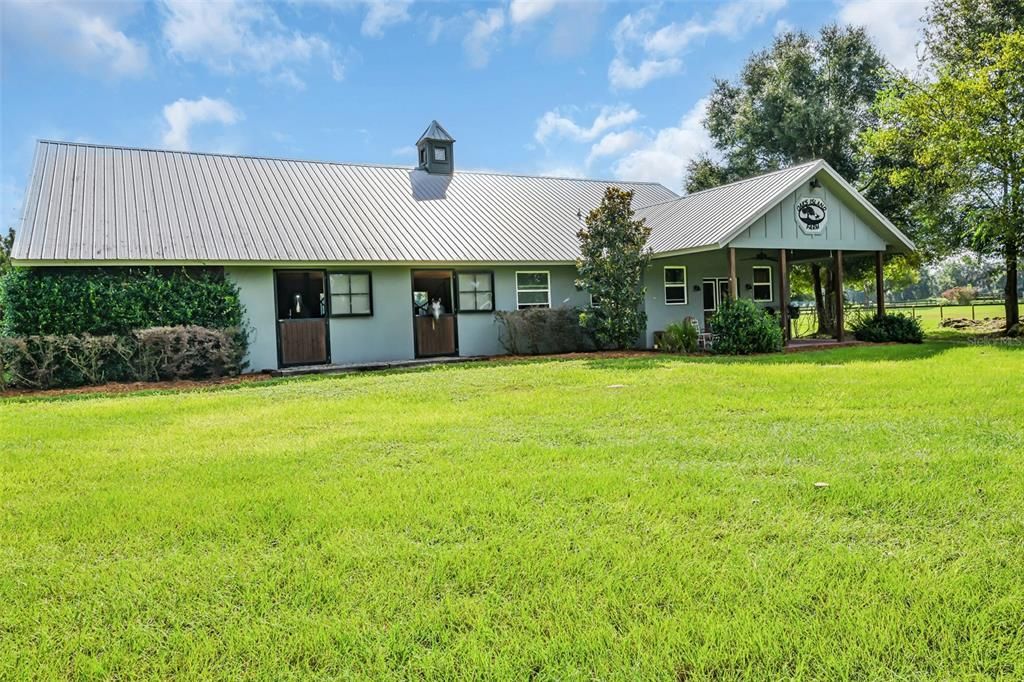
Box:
433 146 446 162
515 271 551 309
752 265 773 302
664 266 688 305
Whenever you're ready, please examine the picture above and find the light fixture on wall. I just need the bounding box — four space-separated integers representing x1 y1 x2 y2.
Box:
810 178 822 189
693 284 701 291
745 283 753 291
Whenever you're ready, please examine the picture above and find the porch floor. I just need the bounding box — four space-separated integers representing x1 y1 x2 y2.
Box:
270 355 483 378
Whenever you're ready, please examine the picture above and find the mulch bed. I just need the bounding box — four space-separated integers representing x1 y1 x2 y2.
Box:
1 372 274 399
6 343 892 399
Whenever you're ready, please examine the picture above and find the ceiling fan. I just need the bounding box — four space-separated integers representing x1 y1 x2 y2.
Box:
740 250 779 262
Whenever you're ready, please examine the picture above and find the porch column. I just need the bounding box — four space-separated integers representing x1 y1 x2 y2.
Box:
835 249 844 341
779 249 790 342
875 251 886 318
728 247 738 301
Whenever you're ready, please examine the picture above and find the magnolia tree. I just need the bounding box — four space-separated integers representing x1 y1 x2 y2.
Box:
576 187 651 350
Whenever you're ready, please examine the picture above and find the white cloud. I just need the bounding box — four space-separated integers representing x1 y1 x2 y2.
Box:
774 19 794 36
160 0 332 73
537 163 588 179
331 59 348 81
392 145 417 158
429 1 585 68
587 129 646 164
609 1 787 90
162 97 242 150
643 0 787 56
463 8 506 68
838 0 928 72
509 0 559 25
608 56 682 90
1 0 148 77
268 69 306 90
612 98 713 191
535 105 641 144
361 0 413 38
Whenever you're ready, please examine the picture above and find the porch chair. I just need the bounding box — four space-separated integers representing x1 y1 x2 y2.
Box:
688 317 714 352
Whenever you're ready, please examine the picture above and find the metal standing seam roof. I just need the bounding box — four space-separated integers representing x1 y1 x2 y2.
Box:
13 141 913 264
640 160 821 254
13 140 678 264
639 159 915 254
418 120 455 143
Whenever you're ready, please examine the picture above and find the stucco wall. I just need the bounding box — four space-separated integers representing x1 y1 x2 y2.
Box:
231 253 801 370
329 267 415 364
228 263 589 370
225 266 278 373
643 250 778 347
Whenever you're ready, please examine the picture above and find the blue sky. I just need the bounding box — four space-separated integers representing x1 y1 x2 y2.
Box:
0 0 928 230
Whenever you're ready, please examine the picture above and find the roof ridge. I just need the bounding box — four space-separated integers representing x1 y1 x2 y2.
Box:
677 159 822 200
34 139 420 171
33 139 676 190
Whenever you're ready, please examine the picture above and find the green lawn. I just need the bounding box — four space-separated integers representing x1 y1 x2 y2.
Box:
2 343 1022 679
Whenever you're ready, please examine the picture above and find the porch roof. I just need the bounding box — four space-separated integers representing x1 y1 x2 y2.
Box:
640 159 915 256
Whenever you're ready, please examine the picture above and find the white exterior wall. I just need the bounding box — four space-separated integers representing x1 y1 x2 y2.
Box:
643 250 779 347
227 263 589 371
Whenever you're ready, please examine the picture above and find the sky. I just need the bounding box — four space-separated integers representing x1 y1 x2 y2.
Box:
0 0 930 230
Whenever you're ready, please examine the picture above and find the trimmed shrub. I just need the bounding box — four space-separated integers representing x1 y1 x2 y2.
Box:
0 326 247 390
660 318 698 353
709 299 784 355
0 267 244 336
851 313 924 343
495 307 595 355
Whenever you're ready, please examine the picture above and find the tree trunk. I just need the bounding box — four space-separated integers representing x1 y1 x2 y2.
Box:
823 267 837 335
1006 232 1020 330
811 264 831 336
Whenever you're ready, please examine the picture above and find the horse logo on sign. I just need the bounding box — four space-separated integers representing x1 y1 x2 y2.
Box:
795 197 828 235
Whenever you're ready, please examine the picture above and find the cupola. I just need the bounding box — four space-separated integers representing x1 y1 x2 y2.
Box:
416 120 455 175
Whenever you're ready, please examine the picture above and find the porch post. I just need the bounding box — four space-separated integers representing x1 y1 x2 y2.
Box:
779 249 790 342
875 251 886 318
728 247 738 301
835 249 845 341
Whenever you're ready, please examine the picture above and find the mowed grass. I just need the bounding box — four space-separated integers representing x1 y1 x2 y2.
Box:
2 344 1023 680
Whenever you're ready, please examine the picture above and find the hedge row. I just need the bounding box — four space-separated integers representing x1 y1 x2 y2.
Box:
0 267 244 336
0 326 248 390
495 308 596 355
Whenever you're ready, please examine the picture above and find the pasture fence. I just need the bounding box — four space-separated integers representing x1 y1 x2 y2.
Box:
786 298 1018 337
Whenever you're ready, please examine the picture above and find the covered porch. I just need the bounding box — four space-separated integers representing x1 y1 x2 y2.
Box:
720 246 891 344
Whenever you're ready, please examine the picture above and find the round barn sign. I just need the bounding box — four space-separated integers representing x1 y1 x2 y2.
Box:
795 197 828 235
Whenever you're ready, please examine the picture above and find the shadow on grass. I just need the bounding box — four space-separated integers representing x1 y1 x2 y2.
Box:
570 339 1022 371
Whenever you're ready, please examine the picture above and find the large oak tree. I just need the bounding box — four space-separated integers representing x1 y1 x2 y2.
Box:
685 25 894 334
